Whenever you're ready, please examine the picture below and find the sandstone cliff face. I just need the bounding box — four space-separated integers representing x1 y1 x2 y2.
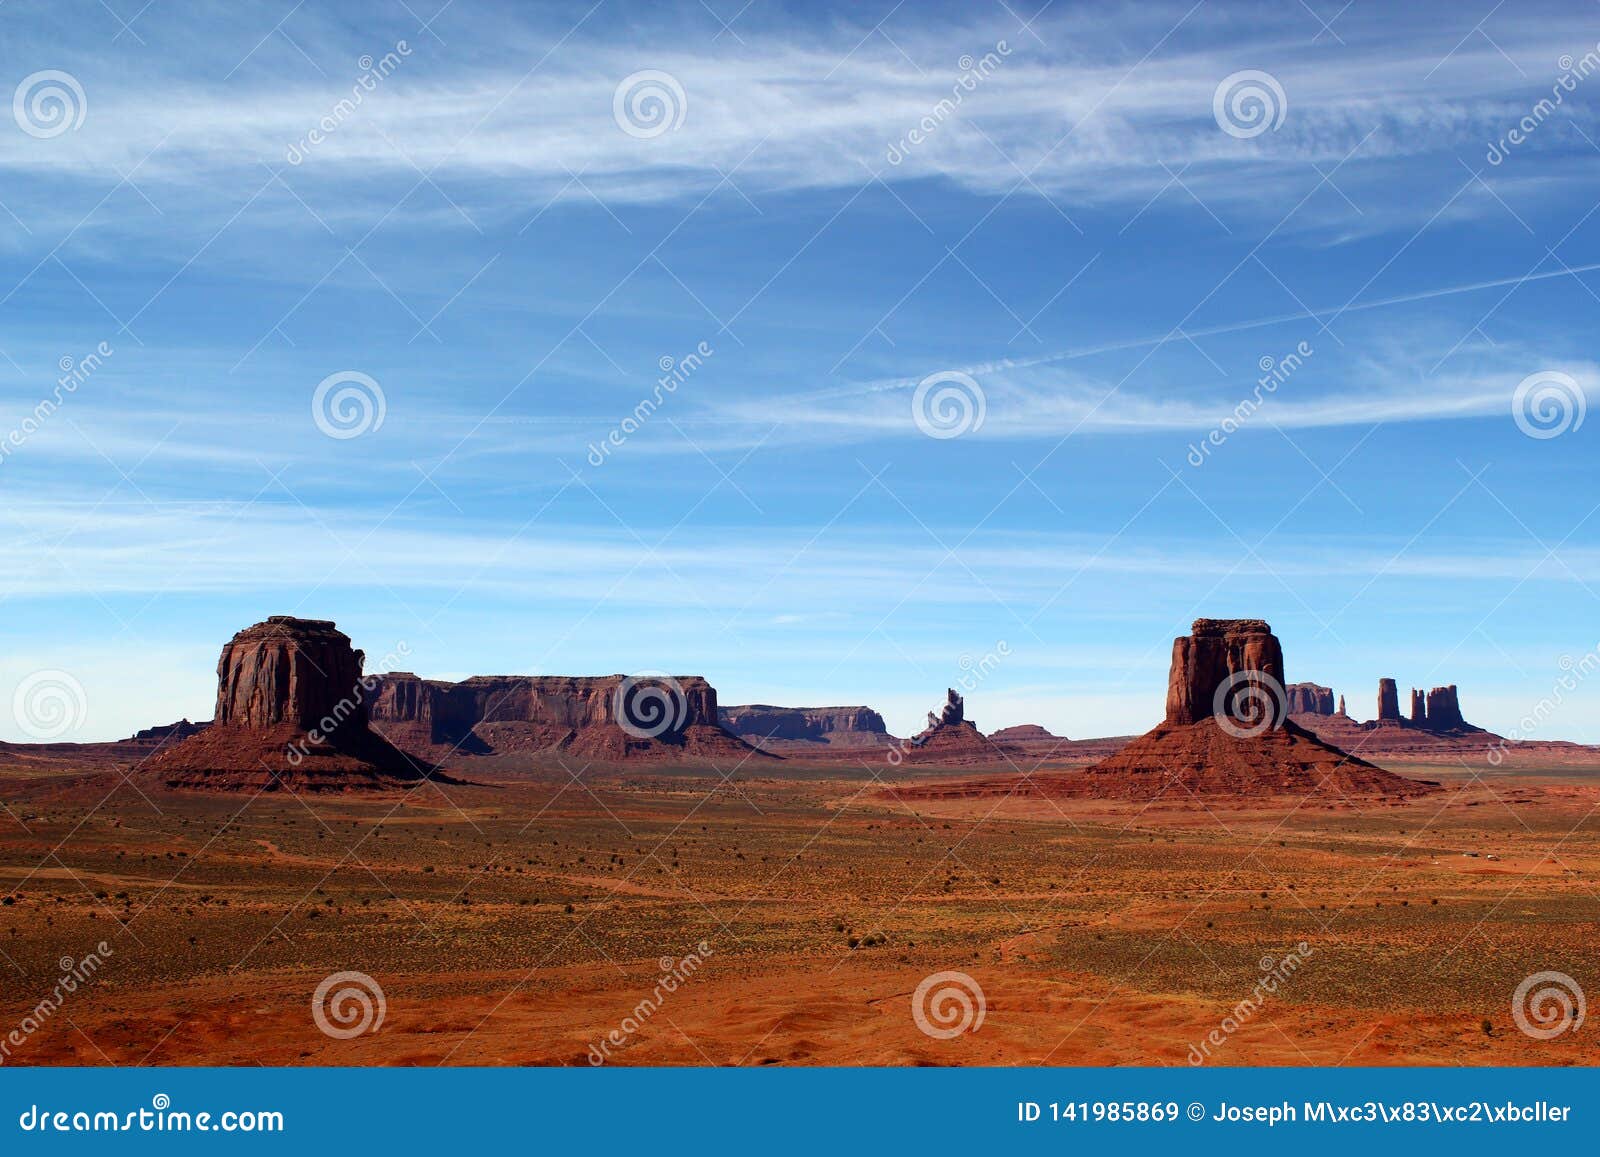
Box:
214 617 368 731
1377 678 1402 722
1165 619 1286 728
1425 685 1467 731
1410 689 1427 725
1286 682 1334 715
718 704 890 748
367 672 757 761
147 617 433 791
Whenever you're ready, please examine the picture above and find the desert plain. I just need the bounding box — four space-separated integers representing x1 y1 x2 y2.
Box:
2 744 1598 1067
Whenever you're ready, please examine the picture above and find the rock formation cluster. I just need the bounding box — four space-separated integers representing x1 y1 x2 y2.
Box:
1072 619 1435 798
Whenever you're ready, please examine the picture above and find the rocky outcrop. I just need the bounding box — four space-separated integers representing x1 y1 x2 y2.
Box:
1061 620 1433 799
1338 694 1347 715
367 672 763 762
988 724 1063 741
1286 683 1334 715
1425 685 1468 731
1410 689 1427 725
1377 678 1402 723
126 719 209 744
1165 619 1285 728
718 704 891 748
145 617 438 791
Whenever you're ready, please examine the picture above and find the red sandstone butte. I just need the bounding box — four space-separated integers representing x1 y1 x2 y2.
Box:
895 619 1437 801
1285 683 1335 716
145 617 438 792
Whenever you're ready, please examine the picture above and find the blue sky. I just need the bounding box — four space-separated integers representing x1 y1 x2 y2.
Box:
2 0 1599 742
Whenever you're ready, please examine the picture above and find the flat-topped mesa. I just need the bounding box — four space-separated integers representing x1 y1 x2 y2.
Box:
366 672 760 761
1165 618 1286 728
1425 685 1467 731
214 617 367 732
718 705 890 748
146 617 436 791
1286 682 1335 716
1377 678 1402 723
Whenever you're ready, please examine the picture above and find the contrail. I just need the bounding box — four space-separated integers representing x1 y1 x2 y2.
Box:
826 260 1600 397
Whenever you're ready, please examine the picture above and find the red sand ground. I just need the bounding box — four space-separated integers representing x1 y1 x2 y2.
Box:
2 741 1598 1067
